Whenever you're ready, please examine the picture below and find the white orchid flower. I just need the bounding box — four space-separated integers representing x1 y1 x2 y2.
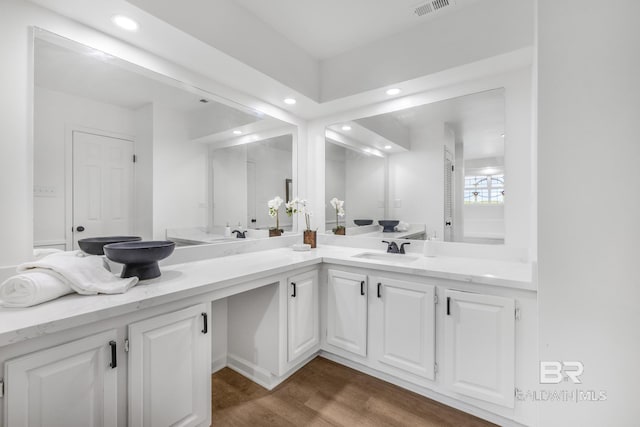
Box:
268 196 284 227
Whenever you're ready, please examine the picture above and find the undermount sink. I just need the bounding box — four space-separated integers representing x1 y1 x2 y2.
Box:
352 252 419 263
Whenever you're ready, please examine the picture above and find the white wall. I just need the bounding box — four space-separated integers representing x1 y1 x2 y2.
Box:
320 0 535 101
324 143 346 227
463 205 504 240
247 140 293 230
503 69 533 250
345 152 385 226
210 145 247 229
33 87 137 247
538 1 640 425
133 104 154 239
324 143 385 229
389 122 446 237
1 0 40 265
152 105 208 239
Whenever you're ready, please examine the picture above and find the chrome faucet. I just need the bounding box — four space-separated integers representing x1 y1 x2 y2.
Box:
382 240 410 254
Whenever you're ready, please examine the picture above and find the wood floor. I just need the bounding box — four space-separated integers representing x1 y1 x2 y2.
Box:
211 356 496 426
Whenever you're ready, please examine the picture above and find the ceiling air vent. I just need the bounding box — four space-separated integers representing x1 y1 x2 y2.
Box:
413 0 456 17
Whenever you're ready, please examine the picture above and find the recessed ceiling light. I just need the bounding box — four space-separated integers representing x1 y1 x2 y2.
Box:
284 98 297 105
501 133 505 138
341 125 352 131
112 15 139 32
233 130 242 135
386 88 401 96
384 145 392 150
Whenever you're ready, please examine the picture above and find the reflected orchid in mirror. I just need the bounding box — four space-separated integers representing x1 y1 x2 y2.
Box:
268 196 284 231
330 197 345 233
286 198 313 231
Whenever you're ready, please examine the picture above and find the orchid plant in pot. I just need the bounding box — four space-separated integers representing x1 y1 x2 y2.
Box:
286 198 316 248
267 196 284 237
330 197 345 235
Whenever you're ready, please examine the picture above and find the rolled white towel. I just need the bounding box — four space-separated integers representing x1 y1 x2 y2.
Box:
18 251 138 295
0 270 74 308
33 247 64 260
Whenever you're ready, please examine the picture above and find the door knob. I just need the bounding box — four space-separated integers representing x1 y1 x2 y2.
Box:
76 226 85 232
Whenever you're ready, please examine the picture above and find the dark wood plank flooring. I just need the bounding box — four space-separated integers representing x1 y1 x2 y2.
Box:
211 356 496 426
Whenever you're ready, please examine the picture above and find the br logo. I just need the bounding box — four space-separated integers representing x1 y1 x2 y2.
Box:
540 361 584 384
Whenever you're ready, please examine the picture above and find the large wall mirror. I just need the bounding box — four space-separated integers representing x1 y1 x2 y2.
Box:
33 29 296 250
325 88 505 244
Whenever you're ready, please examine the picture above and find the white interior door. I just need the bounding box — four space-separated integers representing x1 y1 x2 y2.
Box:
72 131 134 248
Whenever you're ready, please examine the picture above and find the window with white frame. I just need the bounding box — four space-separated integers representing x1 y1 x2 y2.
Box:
464 174 504 205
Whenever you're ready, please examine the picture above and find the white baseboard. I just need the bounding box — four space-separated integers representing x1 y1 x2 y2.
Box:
319 351 527 427
226 353 276 389
211 355 227 374
223 351 320 391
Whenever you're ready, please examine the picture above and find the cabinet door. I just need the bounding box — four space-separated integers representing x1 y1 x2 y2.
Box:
4 329 118 427
326 269 368 357
370 277 436 380
287 270 319 362
128 303 210 427
444 290 515 408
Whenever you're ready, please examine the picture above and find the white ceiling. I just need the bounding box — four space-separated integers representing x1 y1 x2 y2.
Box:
28 0 532 119
231 0 477 59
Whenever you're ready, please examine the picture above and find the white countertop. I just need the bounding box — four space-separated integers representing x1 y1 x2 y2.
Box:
0 245 533 347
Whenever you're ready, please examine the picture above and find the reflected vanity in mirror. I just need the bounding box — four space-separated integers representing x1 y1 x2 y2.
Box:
33 30 296 250
325 88 505 244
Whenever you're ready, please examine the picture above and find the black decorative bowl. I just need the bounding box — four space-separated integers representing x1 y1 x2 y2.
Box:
378 220 400 232
78 236 142 255
354 219 373 226
103 241 175 280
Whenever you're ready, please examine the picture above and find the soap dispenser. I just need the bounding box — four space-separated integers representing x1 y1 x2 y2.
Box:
224 222 231 237
424 231 437 257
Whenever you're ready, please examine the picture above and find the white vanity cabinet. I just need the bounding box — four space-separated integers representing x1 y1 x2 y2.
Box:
287 270 319 362
128 303 211 427
1 302 212 427
443 289 515 408
3 329 119 427
369 276 436 381
326 269 368 357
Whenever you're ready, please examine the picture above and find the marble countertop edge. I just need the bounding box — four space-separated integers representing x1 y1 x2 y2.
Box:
0 245 533 347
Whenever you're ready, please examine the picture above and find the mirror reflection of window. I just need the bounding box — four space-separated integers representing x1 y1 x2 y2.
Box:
464 174 505 204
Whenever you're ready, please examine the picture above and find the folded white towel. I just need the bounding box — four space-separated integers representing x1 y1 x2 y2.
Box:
33 247 64 260
396 221 410 232
0 270 73 308
17 251 138 295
